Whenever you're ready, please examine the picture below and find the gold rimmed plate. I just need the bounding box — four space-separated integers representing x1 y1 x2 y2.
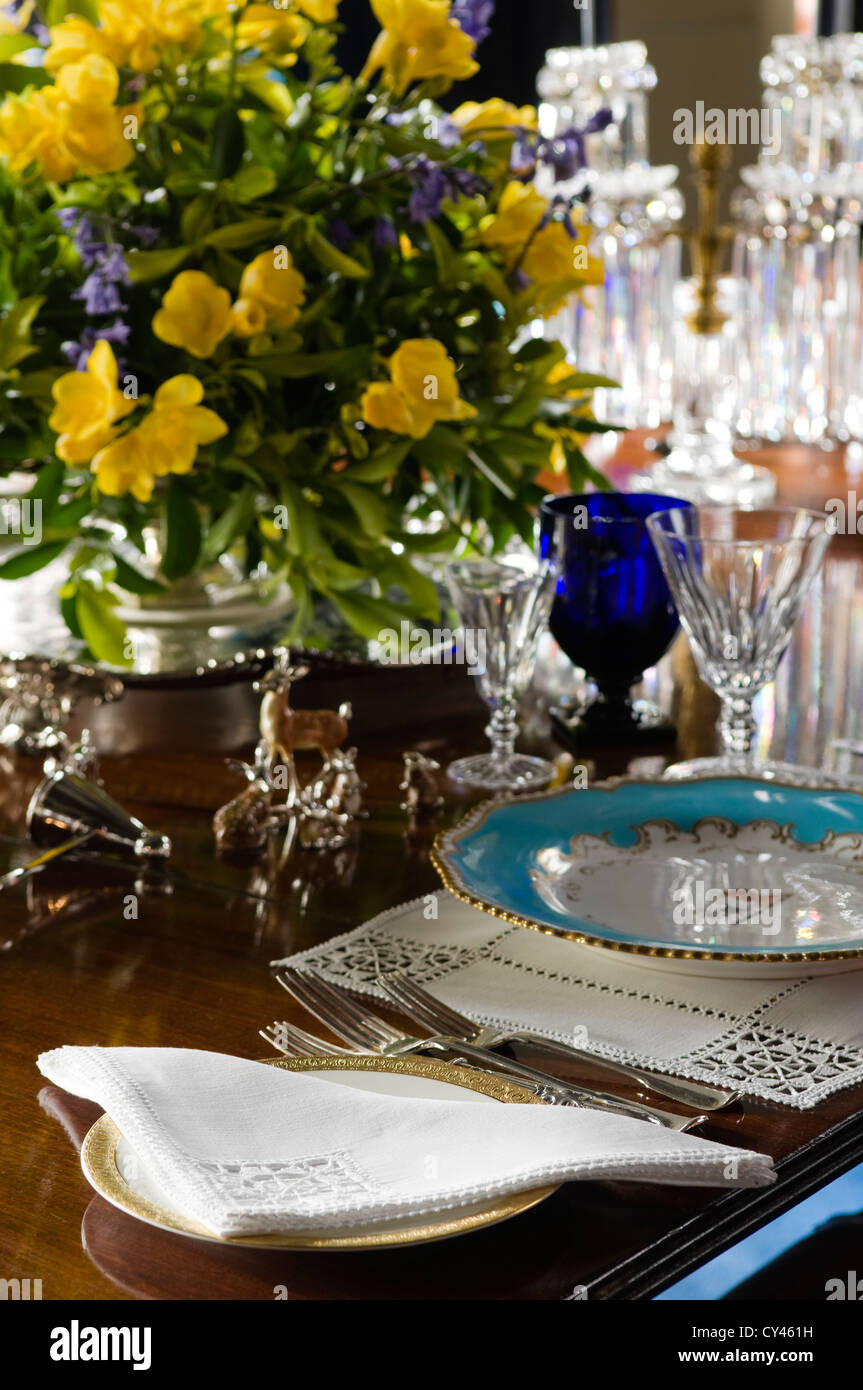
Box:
80 1055 557 1250
432 773 863 976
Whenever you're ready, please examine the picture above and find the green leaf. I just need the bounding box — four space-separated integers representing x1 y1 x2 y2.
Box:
326 589 412 643
0 295 44 371
341 439 412 482
165 172 220 196
127 246 193 283
232 165 277 202
111 554 166 597
162 481 201 581
250 347 368 378
377 552 439 620
337 480 388 538
0 63 52 93
0 540 68 579
27 458 65 515
60 584 84 641
0 36 38 61
201 487 256 563
76 585 132 668
240 75 294 120
305 228 369 280
202 217 280 250
211 107 246 179
278 482 329 557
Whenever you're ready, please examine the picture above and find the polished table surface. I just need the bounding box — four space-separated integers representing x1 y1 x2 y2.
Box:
2 439 863 1301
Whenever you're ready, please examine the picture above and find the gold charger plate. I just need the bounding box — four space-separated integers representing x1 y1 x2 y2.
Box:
80 1054 557 1251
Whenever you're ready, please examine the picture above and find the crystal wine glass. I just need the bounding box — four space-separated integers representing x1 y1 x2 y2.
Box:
444 545 560 791
646 505 832 780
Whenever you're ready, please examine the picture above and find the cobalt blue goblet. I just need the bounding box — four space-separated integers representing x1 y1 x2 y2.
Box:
538 491 693 747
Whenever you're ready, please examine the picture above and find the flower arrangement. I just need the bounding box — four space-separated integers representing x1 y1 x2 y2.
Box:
0 0 611 665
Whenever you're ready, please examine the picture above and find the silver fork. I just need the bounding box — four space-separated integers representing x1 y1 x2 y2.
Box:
375 969 739 1113
270 966 707 1132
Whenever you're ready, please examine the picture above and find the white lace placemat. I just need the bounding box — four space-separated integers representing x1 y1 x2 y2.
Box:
272 891 863 1110
37 1046 773 1238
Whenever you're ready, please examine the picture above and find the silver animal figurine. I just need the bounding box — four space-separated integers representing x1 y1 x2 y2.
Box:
400 751 444 816
298 748 365 850
255 652 352 806
213 776 274 853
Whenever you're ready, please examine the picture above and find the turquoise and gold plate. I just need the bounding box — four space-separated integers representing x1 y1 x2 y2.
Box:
432 775 863 975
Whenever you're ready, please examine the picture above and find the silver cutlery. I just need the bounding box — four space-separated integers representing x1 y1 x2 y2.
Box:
375 968 739 1113
0 831 97 893
268 966 708 1132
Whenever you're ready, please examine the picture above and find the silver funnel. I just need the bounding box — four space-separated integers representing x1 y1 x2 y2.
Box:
26 770 171 862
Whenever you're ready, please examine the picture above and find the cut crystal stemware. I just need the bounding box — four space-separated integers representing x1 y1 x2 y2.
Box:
646 505 832 779
444 546 560 791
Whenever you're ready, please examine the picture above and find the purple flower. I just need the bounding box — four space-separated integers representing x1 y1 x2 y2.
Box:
98 246 131 284
327 217 353 250
129 223 161 248
536 110 614 182
73 273 124 316
451 0 494 44
373 217 398 249
408 159 449 222
54 207 80 231
406 156 488 223
510 135 537 179
433 115 461 149
62 320 130 370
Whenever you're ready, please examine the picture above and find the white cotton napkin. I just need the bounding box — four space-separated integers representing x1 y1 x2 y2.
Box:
39 1045 774 1238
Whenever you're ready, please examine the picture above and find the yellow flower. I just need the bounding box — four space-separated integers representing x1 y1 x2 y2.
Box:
479 180 549 261
231 297 268 338
92 375 227 503
362 0 478 95
97 0 213 73
399 232 418 260
55 52 120 107
522 220 600 286
239 250 306 332
360 338 476 439
295 0 340 18
451 99 537 138
152 271 234 359
0 57 139 181
0 86 75 181
49 340 136 465
44 16 126 72
237 3 308 55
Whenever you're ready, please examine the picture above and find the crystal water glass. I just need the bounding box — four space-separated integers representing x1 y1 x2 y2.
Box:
444 546 560 791
646 506 832 780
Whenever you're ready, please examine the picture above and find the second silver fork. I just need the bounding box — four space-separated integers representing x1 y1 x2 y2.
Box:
269 966 708 1132
375 969 739 1113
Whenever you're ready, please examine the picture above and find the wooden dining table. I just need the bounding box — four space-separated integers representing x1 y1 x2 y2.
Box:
2 435 863 1302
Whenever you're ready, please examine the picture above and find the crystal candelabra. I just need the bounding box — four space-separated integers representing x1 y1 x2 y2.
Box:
632 143 776 505
536 41 684 432
732 35 863 446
